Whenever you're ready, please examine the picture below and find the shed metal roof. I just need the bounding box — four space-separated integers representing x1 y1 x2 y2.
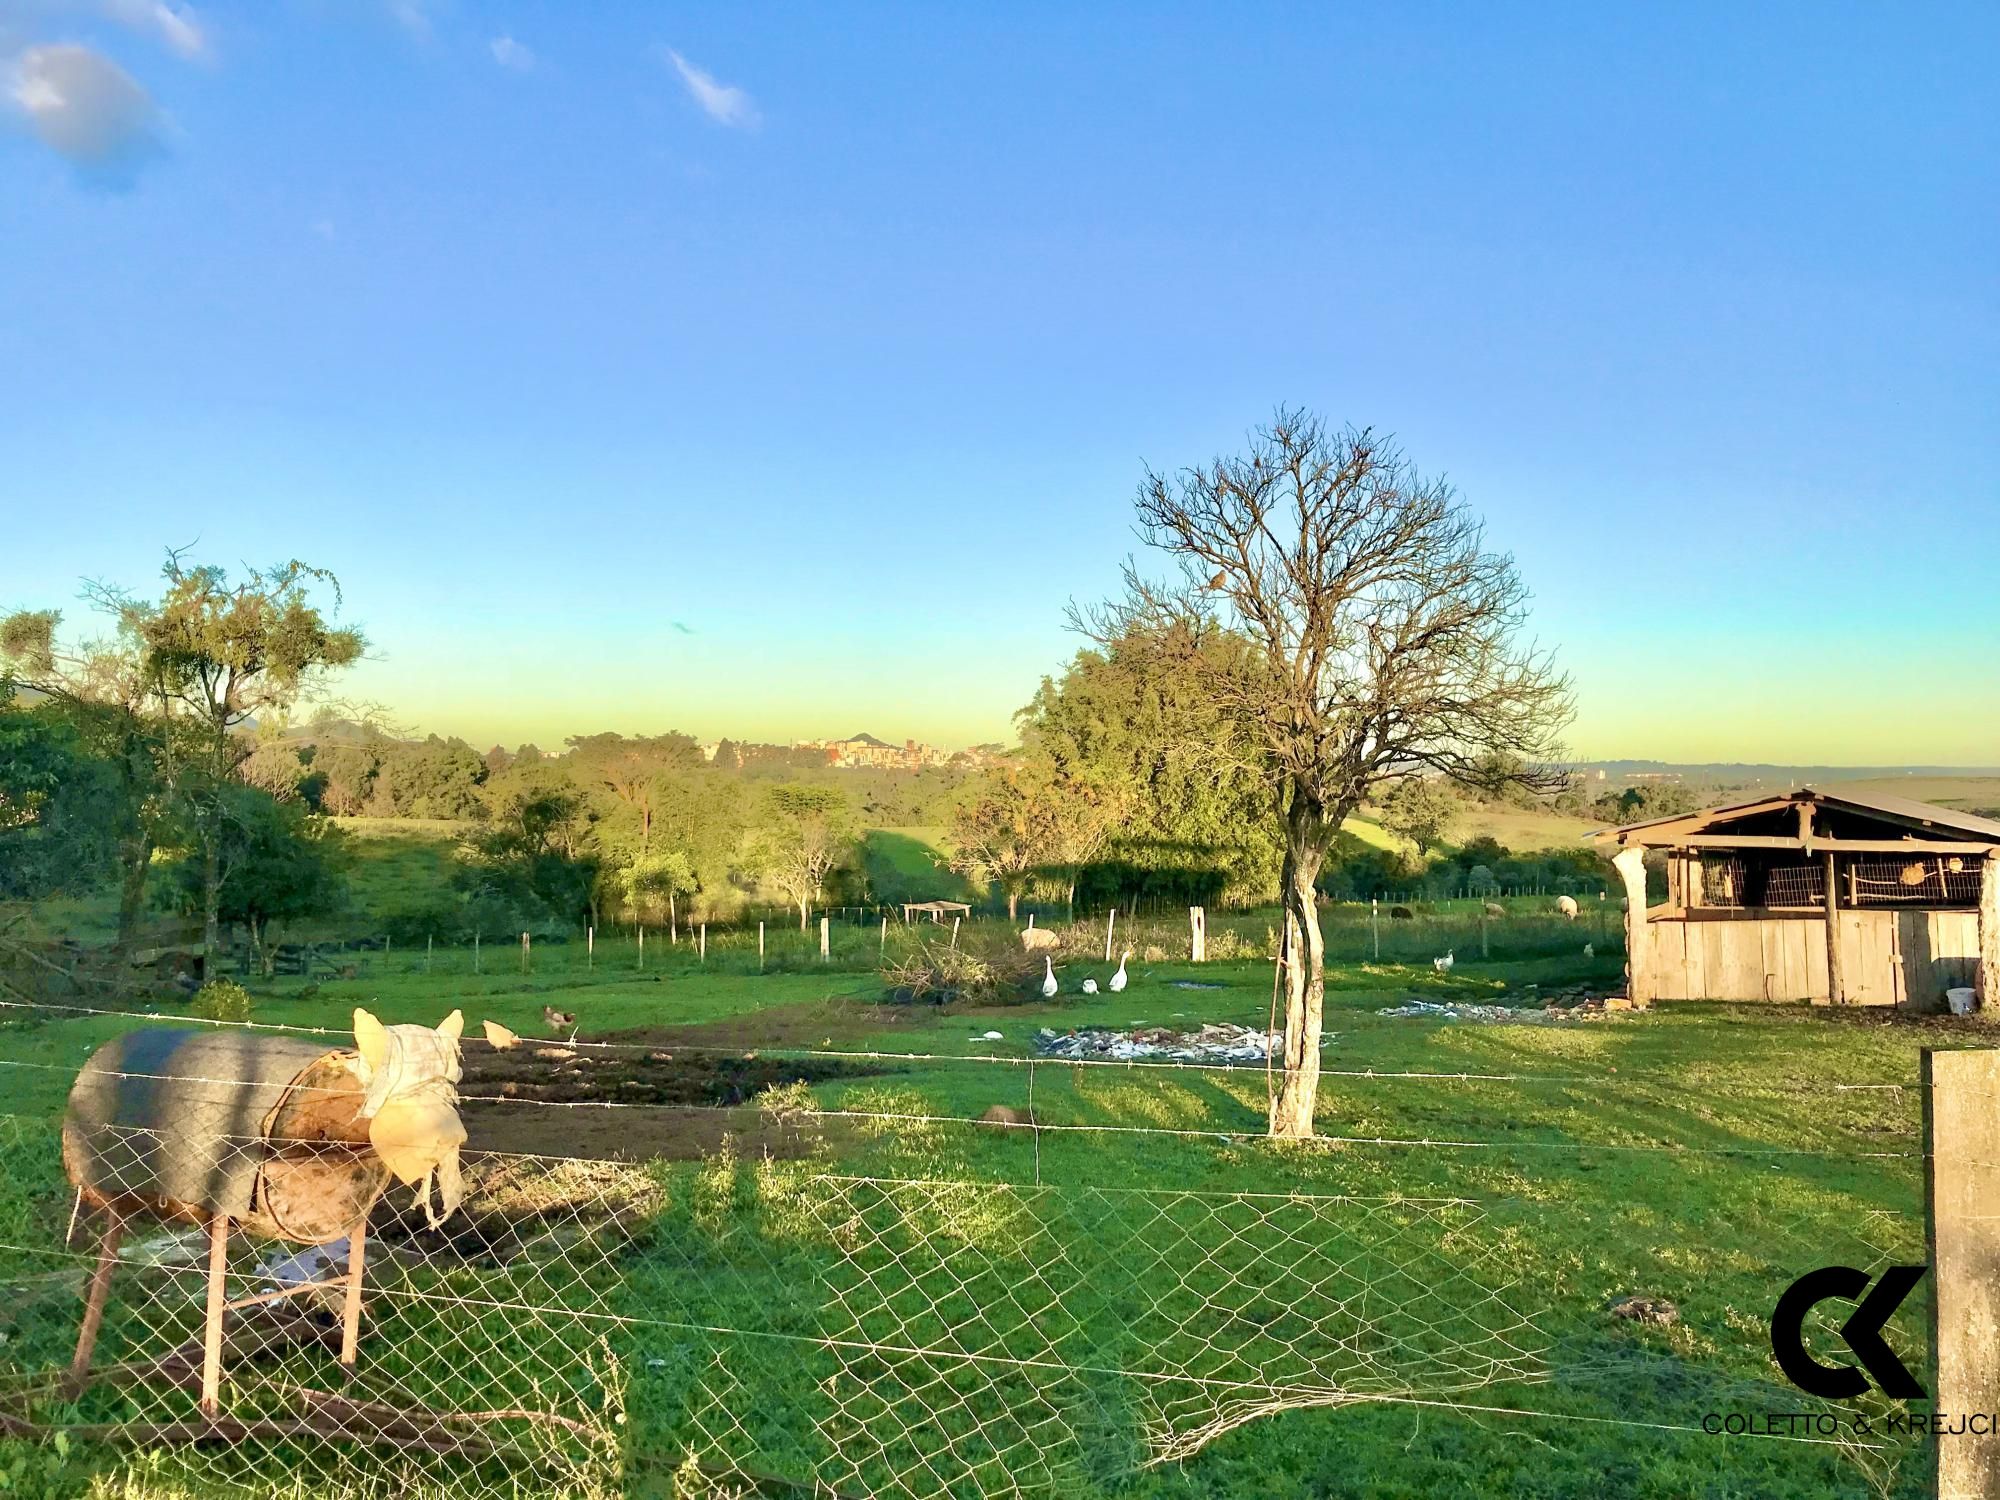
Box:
1594 785 2000 847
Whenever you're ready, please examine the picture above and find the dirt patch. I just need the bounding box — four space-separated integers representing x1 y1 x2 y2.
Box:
457 1029 895 1161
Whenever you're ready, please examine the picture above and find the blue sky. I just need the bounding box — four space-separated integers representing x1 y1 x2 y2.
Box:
3 2 1994 760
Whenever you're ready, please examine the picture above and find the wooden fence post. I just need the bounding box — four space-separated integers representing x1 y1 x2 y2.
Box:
759 921 766 969
1370 899 1380 961
699 923 707 963
1104 909 1117 963
1480 907 1489 959
1924 1046 2000 1498
426 934 433 974
820 916 830 961
1979 855 1999 1014
1189 906 1206 962
950 916 961 949
473 932 480 974
1824 850 1846 1005
587 925 594 970
638 926 645 971
520 931 530 974
1613 847 1650 1005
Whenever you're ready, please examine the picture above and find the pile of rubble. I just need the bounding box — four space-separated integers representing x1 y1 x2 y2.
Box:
1032 1023 1287 1065
1376 987 1642 1024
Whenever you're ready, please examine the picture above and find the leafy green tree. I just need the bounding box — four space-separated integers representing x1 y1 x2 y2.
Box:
1377 777 1461 856
1021 622 1276 907
1 602 177 944
156 784 349 973
131 554 366 957
306 742 381 815
239 737 314 802
747 785 854 928
460 763 600 929
566 732 704 857
618 850 697 931
379 737 487 819
0 695 120 903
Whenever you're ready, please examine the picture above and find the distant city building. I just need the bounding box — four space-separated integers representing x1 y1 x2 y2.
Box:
791 732 951 769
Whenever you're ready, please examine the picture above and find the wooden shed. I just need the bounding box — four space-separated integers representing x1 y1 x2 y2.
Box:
1595 786 2000 1009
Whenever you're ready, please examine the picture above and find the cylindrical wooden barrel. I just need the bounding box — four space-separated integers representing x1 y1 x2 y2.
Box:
63 1029 391 1244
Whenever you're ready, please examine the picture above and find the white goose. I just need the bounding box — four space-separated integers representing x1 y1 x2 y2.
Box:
1433 950 1455 975
1108 949 1130 993
1040 956 1058 998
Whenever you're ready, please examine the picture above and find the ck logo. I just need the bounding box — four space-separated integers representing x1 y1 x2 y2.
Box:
1770 1266 1928 1400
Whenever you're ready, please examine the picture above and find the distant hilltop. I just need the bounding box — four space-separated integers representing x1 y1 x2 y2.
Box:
1573 760 2000 783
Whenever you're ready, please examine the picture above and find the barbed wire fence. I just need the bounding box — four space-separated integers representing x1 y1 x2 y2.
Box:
0 1004 1943 1499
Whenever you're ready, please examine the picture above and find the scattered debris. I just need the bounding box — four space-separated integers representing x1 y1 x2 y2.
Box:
1376 985 1645 1023
1375 1001 1562 1024
1032 1023 1291 1065
1608 1294 1679 1327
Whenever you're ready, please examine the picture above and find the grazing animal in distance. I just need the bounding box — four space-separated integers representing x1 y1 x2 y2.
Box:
1482 903 1505 918
1081 978 1099 994
1108 949 1130 993
1040 957 1059 999
1389 906 1414 921
1433 950 1455 975
1556 895 1580 920
1020 926 1060 954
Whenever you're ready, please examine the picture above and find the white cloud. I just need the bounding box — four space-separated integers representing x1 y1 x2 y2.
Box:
388 1 430 39
7 42 166 183
103 0 206 60
664 47 757 129
488 34 532 71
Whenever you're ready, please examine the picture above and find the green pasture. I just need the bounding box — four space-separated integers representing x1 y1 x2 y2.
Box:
0 919 1973 1497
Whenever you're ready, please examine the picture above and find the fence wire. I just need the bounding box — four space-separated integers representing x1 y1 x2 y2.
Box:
0 1091 1932 1500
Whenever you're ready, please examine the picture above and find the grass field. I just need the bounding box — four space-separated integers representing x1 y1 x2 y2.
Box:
0 910 1975 1498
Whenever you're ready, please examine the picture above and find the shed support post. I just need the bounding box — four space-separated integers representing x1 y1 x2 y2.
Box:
201 1213 230 1420
1923 1046 2000 1499
1980 855 2000 1015
1613 847 1651 1006
1189 906 1206 963
67 1209 124 1395
1824 851 1846 1005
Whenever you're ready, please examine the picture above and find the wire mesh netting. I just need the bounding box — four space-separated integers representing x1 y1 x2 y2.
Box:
0 1087 1934 1500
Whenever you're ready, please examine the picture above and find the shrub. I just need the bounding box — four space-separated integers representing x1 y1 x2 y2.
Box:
884 935 1040 1005
191 979 253 1023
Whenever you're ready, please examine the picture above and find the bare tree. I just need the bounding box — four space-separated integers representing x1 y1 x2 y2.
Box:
1077 411 1571 1138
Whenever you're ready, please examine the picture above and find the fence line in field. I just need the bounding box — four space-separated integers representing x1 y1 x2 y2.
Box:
0 1108 1924 1500
0 1051 1930 1168
0 998 1931 1100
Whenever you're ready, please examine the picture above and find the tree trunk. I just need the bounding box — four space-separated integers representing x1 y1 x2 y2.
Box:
1007 888 1019 922
798 897 809 931
1269 793 1330 1140
114 832 152 952
201 831 221 961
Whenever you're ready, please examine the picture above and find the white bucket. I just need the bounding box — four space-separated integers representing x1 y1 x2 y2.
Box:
1945 986 1978 1016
